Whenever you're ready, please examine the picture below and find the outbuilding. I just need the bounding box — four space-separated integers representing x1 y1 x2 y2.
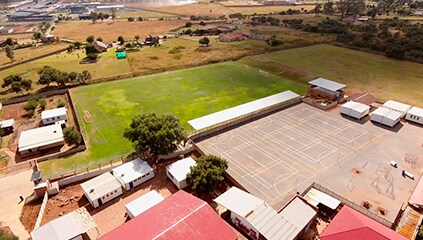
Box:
166 157 196 189
370 107 402 128
125 190 164 219
307 78 346 101
41 107 68 126
112 158 155 191
406 106 423 125
0 119 15 136
383 100 411 118
80 172 123 208
340 101 370 120
18 124 64 156
116 51 126 59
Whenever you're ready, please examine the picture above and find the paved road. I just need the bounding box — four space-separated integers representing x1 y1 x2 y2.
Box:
0 169 34 239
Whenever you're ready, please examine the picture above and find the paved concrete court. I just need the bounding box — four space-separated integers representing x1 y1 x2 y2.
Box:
0 170 34 239
195 103 423 223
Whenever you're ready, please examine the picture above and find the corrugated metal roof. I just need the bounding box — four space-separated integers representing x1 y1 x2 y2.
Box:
396 206 423 239
31 207 96 240
80 172 122 201
371 107 402 121
112 158 153 184
407 106 423 118
41 107 67 120
188 91 300 130
100 190 237 240
125 190 164 218
321 206 408 240
383 100 411 114
278 197 317 235
304 188 341 210
308 78 346 92
341 101 370 114
214 186 264 217
0 119 14 128
18 124 64 152
165 157 196 182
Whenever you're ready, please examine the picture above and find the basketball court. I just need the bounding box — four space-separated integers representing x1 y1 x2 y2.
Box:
195 103 423 222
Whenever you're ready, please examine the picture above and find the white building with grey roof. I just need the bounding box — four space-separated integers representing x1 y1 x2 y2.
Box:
81 172 123 208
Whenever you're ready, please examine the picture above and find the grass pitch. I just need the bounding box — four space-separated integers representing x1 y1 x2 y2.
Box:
39 62 305 173
240 44 423 107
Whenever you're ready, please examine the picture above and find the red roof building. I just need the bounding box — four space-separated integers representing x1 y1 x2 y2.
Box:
320 206 408 240
100 190 238 240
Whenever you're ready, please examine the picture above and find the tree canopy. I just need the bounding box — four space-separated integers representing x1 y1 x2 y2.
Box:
86 35 95 44
186 155 228 196
199 37 210 46
63 126 82 146
5 45 14 63
2 75 32 94
123 113 186 159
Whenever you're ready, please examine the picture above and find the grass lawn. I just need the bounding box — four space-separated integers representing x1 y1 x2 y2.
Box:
239 44 423 107
0 49 132 100
39 61 305 174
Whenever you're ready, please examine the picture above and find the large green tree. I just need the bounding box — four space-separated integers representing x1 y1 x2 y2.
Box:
37 66 72 87
63 126 82 146
123 113 186 159
2 75 32 94
337 0 366 19
186 155 228 196
0 229 18 240
5 45 14 63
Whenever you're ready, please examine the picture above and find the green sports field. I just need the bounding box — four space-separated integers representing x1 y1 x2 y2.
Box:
39 62 305 174
240 44 423 107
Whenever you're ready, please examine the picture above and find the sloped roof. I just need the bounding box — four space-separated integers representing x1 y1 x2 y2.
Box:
303 188 340 210
31 207 96 240
18 124 64 152
166 157 196 182
80 172 121 201
320 206 408 240
383 100 411 113
278 197 317 238
341 101 370 114
214 186 264 217
113 158 153 184
372 107 402 121
100 190 237 240
125 190 164 218
0 119 15 128
41 107 67 120
309 78 346 92
407 106 423 118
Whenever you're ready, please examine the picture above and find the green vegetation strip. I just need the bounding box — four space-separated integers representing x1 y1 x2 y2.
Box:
39 62 305 174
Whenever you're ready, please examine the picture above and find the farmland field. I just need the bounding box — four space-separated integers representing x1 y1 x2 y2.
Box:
239 44 423 106
38 62 305 174
150 3 235 16
228 5 314 15
51 19 185 42
112 9 179 19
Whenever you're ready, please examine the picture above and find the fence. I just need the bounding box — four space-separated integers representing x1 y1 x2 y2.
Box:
0 160 35 176
189 96 302 141
33 191 48 230
305 182 394 228
302 97 338 111
1 89 69 105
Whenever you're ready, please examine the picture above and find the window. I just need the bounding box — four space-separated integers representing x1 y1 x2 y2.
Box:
106 194 109 197
110 192 113 195
115 190 117 193
146 173 150 176
102 196 105 200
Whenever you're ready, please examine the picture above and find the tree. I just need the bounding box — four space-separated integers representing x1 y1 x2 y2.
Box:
117 36 125 45
96 37 103 42
74 41 82 49
5 45 14 63
38 99 46 110
385 44 406 59
86 35 95 44
76 70 91 84
37 66 69 87
323 2 335 15
186 155 228 196
63 126 82 146
110 7 117 21
0 229 18 240
23 98 39 116
123 113 186 159
33 31 42 40
314 4 322 16
6 37 13 46
135 35 140 41
85 44 101 54
199 37 210 46
90 11 98 23
2 75 32 94
128 17 135 22
98 12 104 21
185 21 192 27
337 0 366 19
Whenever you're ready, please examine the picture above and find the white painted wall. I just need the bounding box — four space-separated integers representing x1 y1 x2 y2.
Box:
123 171 155 191
42 114 68 125
406 113 423 125
85 186 123 208
230 211 260 240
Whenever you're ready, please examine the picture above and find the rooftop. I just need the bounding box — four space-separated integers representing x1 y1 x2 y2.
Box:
41 107 67 120
278 197 317 238
112 158 153 184
383 100 411 113
372 107 403 121
31 207 96 240
165 157 196 182
0 119 15 128
407 106 423 118
80 172 122 201
125 190 165 218
214 186 264 217
309 78 346 92
303 188 341 210
100 190 237 240
341 101 370 113
18 124 64 152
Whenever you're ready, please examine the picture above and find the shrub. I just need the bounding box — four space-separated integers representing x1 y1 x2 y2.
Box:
57 101 65 108
86 53 98 60
63 126 82 146
38 99 46 111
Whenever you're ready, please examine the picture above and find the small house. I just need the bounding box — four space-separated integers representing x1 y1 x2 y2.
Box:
80 172 123 208
31 207 97 240
41 107 68 126
412 10 423 16
370 107 402 128
112 158 155 191
125 190 164 219
94 40 108 52
0 26 14 35
406 106 423 125
166 157 196 189
307 78 346 101
18 124 64 156
303 188 341 219
145 34 159 46
383 100 411 118
0 119 14 136
116 51 126 59
340 101 370 120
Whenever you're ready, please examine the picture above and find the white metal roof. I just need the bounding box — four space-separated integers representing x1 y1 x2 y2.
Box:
113 158 153 184
407 106 423 117
372 107 402 121
383 100 411 113
188 91 300 130
18 124 64 152
125 190 165 218
341 101 370 114
278 197 317 238
303 188 341 210
41 107 67 120
214 186 264 217
0 119 14 128
215 187 301 240
166 157 196 182
80 172 122 201
308 78 346 92
31 207 96 240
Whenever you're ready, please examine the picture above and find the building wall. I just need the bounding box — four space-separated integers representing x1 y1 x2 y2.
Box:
406 113 423 125
230 211 260 240
166 168 182 189
42 114 68 125
20 140 65 156
307 87 338 101
89 186 123 208
117 170 155 191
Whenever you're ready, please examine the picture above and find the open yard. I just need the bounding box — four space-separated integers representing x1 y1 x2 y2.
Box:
150 3 235 16
112 9 179 19
239 44 423 107
51 19 185 42
38 62 305 174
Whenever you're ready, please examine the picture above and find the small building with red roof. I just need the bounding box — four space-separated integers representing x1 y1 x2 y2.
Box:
100 190 237 240
320 206 408 240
